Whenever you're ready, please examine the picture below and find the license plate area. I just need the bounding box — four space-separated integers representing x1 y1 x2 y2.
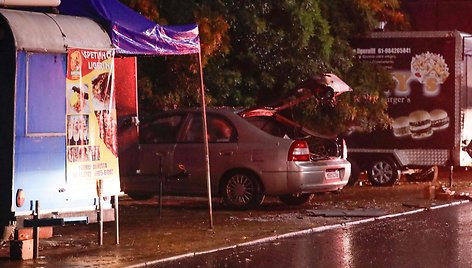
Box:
325 169 340 180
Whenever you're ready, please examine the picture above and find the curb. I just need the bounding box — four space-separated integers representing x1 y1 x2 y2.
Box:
126 200 469 268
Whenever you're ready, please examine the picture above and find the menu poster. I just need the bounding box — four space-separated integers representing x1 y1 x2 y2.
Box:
65 48 120 199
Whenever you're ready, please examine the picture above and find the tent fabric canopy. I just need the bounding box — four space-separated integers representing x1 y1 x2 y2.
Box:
58 0 200 56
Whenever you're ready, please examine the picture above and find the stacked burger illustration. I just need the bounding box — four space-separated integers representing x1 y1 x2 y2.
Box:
430 109 450 130
391 116 411 138
392 109 449 139
408 110 433 139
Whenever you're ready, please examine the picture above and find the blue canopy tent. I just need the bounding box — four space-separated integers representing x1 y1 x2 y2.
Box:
58 0 200 55
58 0 214 227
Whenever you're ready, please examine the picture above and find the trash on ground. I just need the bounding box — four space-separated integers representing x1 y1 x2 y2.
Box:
306 208 386 217
435 186 472 201
402 201 436 209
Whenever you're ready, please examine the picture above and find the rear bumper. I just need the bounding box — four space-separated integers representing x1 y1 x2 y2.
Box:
262 158 351 195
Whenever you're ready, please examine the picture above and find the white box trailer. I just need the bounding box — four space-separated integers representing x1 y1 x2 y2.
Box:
346 31 472 186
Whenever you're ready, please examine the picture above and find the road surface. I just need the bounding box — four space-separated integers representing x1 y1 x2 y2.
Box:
149 203 472 268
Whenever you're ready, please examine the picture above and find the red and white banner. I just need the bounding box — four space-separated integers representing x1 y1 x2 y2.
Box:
65 48 120 198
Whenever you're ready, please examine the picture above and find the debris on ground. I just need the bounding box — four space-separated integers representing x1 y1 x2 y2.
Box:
454 192 471 200
435 185 472 201
1 170 471 266
306 208 386 217
402 201 436 209
405 166 439 182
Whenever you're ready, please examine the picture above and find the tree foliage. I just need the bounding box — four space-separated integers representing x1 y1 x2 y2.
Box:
120 0 230 118
356 0 409 30
120 0 408 135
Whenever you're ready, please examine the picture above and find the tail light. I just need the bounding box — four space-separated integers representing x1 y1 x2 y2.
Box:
342 138 348 159
288 140 310 161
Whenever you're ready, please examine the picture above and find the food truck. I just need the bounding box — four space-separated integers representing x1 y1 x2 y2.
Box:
346 31 472 186
0 0 200 255
0 7 122 243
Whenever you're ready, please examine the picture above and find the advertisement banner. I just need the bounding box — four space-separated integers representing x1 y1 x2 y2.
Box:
66 48 120 199
349 36 455 150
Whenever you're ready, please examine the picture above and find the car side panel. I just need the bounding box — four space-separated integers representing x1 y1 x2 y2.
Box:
120 143 175 194
169 142 238 195
231 139 291 191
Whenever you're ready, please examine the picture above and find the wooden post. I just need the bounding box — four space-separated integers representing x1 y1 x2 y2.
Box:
114 195 119 245
449 165 454 187
33 200 39 259
159 182 163 218
198 51 213 229
98 179 103 246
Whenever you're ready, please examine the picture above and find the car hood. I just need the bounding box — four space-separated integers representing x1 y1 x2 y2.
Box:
240 73 351 115
239 73 352 139
298 73 352 96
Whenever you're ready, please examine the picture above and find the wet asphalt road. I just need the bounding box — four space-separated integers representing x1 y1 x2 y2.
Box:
149 203 472 268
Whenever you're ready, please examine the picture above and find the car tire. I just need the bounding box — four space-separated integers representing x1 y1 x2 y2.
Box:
278 193 313 206
126 192 154 200
221 170 265 210
367 158 399 186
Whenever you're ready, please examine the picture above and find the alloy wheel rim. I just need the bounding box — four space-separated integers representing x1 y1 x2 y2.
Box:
372 162 393 184
226 174 254 205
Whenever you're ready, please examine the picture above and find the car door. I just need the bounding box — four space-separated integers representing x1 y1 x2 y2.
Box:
137 113 186 189
168 112 238 195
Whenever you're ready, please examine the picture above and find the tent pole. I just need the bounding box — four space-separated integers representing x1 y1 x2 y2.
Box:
198 51 214 229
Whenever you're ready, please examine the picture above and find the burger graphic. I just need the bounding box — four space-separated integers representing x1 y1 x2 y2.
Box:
430 109 449 131
392 116 411 138
408 110 433 139
392 109 450 139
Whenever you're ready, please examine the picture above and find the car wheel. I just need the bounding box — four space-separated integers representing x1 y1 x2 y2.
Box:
367 158 399 186
221 171 264 209
126 192 154 200
278 193 313 206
